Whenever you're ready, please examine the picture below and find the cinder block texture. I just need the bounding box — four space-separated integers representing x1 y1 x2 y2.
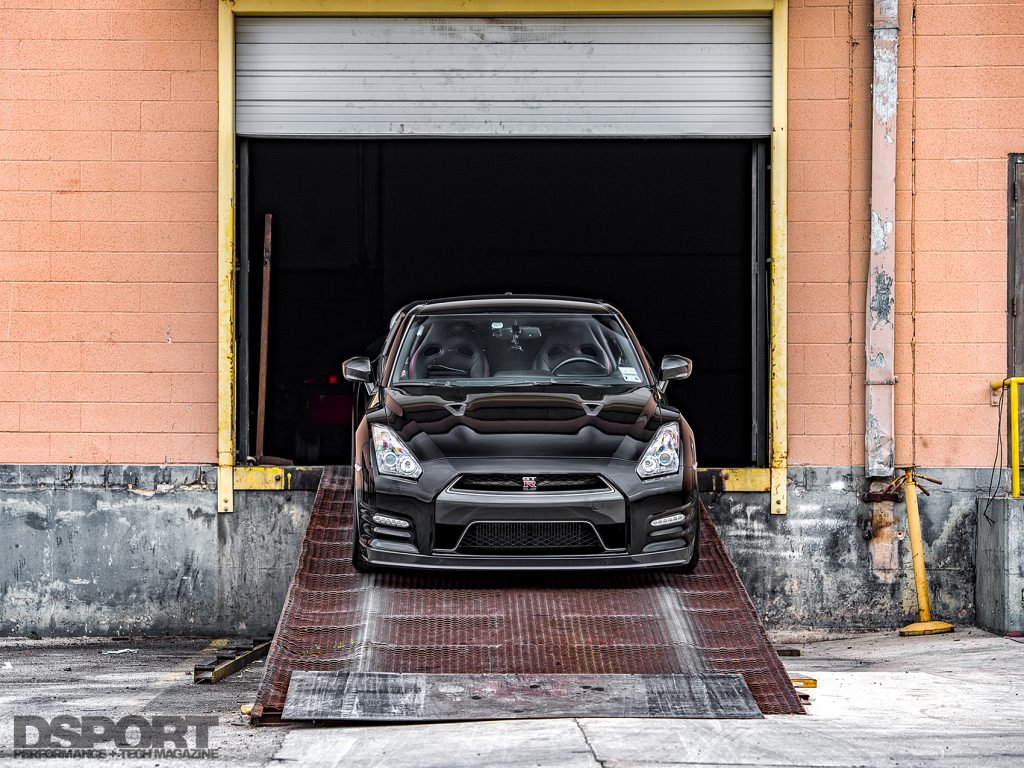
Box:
787 0 1017 468
0 1 218 464
975 497 1024 636
1 1 1019 466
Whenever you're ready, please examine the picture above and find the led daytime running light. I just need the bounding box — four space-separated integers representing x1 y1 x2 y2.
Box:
651 512 686 527
372 514 411 529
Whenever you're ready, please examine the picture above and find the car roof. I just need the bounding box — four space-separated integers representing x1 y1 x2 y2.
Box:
401 294 617 317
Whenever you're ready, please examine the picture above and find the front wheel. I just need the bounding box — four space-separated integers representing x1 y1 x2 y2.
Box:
350 480 376 573
665 516 700 574
352 534 375 573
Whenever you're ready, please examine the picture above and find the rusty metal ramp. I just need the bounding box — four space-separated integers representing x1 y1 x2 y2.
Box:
252 468 803 723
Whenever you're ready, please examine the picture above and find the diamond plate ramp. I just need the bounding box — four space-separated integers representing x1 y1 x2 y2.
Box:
251 468 803 722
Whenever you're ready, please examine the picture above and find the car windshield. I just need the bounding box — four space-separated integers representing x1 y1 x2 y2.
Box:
389 312 649 387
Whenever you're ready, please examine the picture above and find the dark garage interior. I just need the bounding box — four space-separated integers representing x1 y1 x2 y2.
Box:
237 139 768 468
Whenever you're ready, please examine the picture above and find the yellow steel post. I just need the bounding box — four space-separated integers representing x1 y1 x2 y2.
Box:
232 0 776 14
898 468 954 637
220 0 790 501
768 0 789 515
217 0 236 513
1012 380 1020 499
990 378 1023 499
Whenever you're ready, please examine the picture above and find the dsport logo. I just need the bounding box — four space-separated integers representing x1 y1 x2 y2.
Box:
10 714 219 759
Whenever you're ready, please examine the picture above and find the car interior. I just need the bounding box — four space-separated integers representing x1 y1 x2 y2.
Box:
392 313 648 385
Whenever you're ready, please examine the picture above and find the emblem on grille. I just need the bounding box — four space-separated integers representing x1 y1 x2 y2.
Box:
522 476 537 491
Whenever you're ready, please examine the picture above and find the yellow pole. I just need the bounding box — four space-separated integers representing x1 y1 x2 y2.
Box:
904 473 931 623
898 469 953 636
1012 380 1020 499
769 0 789 516
990 378 1024 498
217 0 236 513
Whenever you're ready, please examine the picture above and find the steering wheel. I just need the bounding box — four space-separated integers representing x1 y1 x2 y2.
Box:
550 356 606 375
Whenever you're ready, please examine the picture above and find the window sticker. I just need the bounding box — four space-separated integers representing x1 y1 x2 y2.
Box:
619 366 642 383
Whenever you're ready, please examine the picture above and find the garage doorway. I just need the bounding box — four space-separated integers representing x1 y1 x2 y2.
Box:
236 138 769 468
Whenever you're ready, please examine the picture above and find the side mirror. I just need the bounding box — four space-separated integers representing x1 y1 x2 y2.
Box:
659 355 692 388
342 356 373 383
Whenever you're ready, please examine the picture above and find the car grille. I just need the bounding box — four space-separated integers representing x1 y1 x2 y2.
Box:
452 474 608 493
457 521 604 555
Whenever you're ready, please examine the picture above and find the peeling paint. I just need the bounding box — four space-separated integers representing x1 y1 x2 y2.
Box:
870 210 894 257
708 467 979 631
876 0 899 22
871 30 899 131
865 396 895 476
865 483 899 584
865 0 899 478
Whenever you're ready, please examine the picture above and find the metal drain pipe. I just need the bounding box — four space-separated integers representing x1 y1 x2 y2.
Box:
865 0 900 477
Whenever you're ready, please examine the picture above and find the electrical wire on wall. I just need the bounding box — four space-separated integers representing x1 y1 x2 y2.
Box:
981 385 1006 524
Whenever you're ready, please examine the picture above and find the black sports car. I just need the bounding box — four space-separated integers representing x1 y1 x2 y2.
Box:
343 295 698 572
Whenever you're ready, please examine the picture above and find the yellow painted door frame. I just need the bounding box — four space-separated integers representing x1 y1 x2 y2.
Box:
217 0 789 513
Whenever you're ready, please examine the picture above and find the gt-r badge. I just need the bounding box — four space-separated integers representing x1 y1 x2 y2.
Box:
522 476 537 491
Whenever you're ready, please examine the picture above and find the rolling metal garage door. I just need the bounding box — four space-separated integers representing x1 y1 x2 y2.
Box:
235 17 771 137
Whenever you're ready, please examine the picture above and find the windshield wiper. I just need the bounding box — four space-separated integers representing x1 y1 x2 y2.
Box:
392 379 625 389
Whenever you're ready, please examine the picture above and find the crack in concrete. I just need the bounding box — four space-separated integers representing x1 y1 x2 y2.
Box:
574 719 609 768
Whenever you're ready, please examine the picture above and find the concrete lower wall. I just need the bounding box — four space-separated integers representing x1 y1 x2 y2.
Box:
0 464 992 636
0 465 316 637
975 496 1024 636
707 466 990 631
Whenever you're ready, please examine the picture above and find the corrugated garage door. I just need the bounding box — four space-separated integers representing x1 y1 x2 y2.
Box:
235 17 771 137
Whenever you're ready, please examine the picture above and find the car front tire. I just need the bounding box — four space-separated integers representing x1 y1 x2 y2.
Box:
666 516 700 574
350 479 376 573
352 536 375 573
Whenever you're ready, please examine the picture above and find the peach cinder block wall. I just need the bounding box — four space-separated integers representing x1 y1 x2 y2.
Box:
786 0 1017 469
0 1 219 464
0 0 1018 468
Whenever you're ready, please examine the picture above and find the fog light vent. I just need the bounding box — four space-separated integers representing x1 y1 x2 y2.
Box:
372 514 410 529
651 512 686 528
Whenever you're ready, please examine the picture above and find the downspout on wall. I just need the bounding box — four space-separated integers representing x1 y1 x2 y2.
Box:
865 0 899 477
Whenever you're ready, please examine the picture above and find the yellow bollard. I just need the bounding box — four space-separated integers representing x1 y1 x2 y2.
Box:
1012 380 1020 499
898 468 954 637
990 377 1023 499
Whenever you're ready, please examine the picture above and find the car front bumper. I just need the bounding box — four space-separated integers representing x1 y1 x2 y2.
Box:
356 457 698 571
364 542 696 571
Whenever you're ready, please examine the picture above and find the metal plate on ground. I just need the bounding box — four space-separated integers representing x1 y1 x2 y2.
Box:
282 671 762 722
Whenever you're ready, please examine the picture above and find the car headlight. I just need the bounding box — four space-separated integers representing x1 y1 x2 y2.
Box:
637 423 680 479
371 424 422 479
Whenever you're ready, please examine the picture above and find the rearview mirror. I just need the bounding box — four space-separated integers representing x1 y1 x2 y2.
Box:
659 355 692 384
342 356 373 383
492 325 542 340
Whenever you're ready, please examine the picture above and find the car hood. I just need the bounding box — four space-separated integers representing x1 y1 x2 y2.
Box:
381 385 674 462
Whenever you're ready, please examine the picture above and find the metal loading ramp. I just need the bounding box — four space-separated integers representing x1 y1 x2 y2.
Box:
251 468 803 722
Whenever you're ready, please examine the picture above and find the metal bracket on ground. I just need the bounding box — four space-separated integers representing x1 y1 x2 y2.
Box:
194 638 272 684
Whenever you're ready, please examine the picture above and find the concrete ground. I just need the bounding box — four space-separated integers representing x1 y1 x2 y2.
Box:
0 627 1021 767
